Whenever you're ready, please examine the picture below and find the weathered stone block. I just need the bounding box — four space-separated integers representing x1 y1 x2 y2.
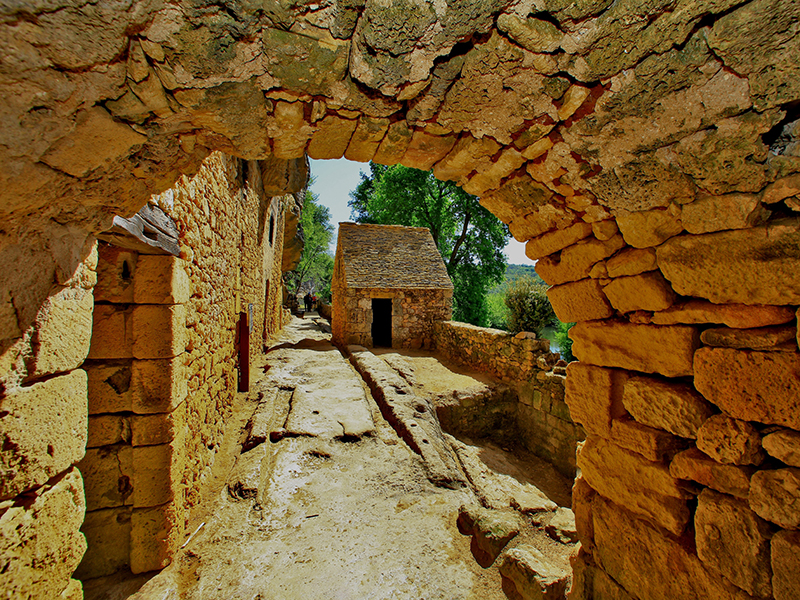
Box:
133 255 190 304
749 468 800 529
94 244 138 303
696 415 764 466
535 234 625 285
130 502 182 574
616 207 683 248
670 447 754 499
564 363 628 437
0 369 88 500
611 417 688 462
131 403 184 446
700 325 797 350
0 468 87 600
86 360 133 413
525 221 593 259
400 130 456 171
593 495 754 600
306 114 357 160
26 286 94 379
345 116 389 163
772 530 800 600
78 445 133 511
74 506 132 579
547 278 614 323
694 348 800 429
132 443 182 508
372 120 413 165
87 304 134 360
572 475 595 551
602 271 677 313
578 436 692 536
652 300 796 328
88 414 131 448
605 247 657 278
682 192 769 234
695 489 774 597
762 429 800 467
132 304 186 359
657 218 800 305
571 320 700 378
499 546 569 600
622 375 715 439
131 358 188 415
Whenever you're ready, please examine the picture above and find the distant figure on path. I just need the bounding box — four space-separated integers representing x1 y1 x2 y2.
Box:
304 293 312 312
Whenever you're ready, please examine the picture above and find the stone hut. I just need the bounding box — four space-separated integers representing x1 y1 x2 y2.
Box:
331 223 453 350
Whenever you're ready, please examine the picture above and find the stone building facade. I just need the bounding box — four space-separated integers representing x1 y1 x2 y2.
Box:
331 223 453 350
1 1 800 599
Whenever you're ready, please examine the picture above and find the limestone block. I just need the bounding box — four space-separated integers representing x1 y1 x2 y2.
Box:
88 414 131 448
458 505 520 567
762 174 800 204
558 85 591 121
496 14 563 53
372 120 413 165
696 415 764 466
694 348 800 429
670 448 755 499
86 360 133 413
78 445 133 511
611 417 689 462
130 502 182 574
26 286 94 378
547 278 614 323
345 116 389 162
577 436 692 536
401 130 457 171
534 234 625 285
564 363 628 437
591 219 619 241
0 370 88 500
615 207 683 248
762 429 800 467
74 506 132 579
41 106 147 178
572 475 596 551
571 320 700 378
657 218 800 305
499 546 569 600
652 299 796 328
131 358 187 414
772 530 800 600
592 495 753 600
525 222 594 260
433 135 500 182
700 325 797 351
462 147 525 196
132 404 184 447
59 579 83 600
306 114 357 159
602 271 676 313
270 101 314 159
749 468 800 529
605 247 657 278
132 304 186 359
695 489 774 597
88 304 134 360
133 255 190 304
682 192 769 234
622 375 714 439
132 443 182 508
94 245 137 303
0 468 87 600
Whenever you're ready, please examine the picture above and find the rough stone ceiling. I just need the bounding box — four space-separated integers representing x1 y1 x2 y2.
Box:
0 0 798 239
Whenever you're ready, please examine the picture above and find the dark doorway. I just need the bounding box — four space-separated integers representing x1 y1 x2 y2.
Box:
371 298 393 347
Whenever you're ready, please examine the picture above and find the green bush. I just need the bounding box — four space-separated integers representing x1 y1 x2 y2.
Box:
504 277 556 336
554 321 576 362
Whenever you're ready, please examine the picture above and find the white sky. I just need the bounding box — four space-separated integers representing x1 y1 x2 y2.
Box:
308 157 534 265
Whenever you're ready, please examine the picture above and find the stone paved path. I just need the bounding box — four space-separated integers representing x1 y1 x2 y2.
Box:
127 317 573 600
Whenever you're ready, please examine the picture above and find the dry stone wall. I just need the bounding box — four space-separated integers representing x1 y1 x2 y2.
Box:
433 321 582 477
1 0 800 598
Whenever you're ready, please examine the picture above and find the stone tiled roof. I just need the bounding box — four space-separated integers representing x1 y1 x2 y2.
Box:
337 222 454 289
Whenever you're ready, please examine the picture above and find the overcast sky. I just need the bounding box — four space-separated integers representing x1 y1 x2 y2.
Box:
308 157 533 265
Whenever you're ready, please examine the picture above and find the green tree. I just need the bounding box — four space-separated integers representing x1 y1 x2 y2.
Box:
554 321 576 362
504 277 557 336
285 188 334 299
349 163 510 326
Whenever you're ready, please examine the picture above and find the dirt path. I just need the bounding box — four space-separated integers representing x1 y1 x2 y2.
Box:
128 317 575 600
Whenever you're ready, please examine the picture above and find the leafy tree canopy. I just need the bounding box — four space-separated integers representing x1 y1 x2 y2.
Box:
349 163 510 325
285 187 334 300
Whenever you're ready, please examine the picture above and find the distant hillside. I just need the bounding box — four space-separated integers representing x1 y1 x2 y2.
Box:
489 264 545 294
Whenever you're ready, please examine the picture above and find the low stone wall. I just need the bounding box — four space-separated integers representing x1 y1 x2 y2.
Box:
433 321 584 476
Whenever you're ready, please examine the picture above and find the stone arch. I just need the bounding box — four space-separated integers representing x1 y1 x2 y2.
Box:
1 1 800 598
